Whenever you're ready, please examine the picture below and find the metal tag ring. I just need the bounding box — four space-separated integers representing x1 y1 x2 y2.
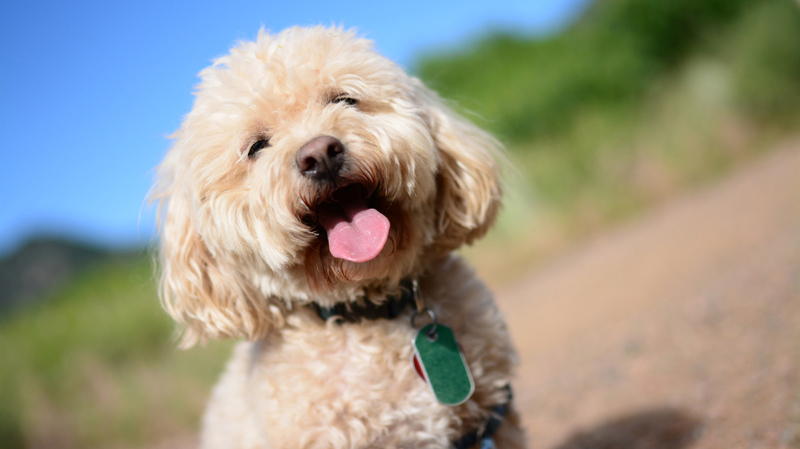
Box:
410 307 437 331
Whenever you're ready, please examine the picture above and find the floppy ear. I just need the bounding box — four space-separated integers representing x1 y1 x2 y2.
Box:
416 81 503 255
152 157 284 348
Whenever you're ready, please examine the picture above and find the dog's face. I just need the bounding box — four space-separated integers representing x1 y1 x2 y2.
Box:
154 27 501 346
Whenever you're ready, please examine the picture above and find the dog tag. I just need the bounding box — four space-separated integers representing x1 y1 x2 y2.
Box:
413 324 474 406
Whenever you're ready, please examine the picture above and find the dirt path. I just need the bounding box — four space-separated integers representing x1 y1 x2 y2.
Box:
497 141 800 449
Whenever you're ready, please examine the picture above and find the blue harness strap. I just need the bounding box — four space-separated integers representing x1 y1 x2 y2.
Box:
452 385 513 449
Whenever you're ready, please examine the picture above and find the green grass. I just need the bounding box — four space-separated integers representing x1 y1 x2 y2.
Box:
0 255 232 448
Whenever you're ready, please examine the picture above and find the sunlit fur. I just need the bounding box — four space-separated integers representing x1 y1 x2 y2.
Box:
152 26 524 449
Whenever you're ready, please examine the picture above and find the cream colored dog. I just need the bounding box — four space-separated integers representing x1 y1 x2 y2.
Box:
153 26 525 449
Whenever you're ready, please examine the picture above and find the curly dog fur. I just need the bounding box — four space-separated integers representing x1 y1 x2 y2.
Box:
152 26 525 449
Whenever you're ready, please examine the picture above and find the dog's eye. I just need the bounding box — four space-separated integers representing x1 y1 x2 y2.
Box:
248 139 271 158
331 95 358 107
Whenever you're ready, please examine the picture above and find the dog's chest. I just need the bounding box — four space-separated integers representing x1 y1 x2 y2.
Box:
239 315 457 447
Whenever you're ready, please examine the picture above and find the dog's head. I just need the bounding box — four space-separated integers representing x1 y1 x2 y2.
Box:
153 27 502 346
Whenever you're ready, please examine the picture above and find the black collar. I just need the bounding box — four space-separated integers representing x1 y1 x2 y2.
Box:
309 279 415 323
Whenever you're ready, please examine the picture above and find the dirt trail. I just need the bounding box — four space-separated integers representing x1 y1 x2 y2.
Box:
498 141 800 449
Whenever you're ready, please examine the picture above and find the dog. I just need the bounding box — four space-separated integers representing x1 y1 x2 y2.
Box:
152 26 525 449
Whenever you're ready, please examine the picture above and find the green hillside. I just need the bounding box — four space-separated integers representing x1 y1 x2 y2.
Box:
0 254 232 448
417 0 800 280
418 0 800 143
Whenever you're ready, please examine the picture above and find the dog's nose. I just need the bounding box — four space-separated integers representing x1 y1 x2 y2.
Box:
296 136 345 181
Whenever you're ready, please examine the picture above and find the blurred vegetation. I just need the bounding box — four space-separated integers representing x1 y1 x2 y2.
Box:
418 0 800 142
417 0 800 281
0 256 233 448
3 0 800 447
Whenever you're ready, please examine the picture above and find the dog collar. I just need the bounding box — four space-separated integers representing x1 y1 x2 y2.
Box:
309 279 415 323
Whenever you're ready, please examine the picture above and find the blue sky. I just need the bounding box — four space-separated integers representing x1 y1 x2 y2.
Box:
0 0 589 255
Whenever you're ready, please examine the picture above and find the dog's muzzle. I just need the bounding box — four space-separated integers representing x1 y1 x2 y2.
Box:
297 135 391 263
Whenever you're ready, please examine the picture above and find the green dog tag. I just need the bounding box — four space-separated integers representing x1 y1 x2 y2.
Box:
412 324 474 406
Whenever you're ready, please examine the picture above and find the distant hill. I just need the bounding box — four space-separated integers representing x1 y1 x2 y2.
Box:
0 237 143 314
416 0 800 143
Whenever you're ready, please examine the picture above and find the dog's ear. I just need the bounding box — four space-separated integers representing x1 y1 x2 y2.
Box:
415 81 503 255
152 159 284 348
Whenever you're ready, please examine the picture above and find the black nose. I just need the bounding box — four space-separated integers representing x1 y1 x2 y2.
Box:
296 136 345 181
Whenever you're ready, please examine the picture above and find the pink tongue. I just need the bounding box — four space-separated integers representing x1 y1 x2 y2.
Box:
318 195 390 263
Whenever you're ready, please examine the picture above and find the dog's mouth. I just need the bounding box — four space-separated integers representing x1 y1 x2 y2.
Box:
303 183 390 263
